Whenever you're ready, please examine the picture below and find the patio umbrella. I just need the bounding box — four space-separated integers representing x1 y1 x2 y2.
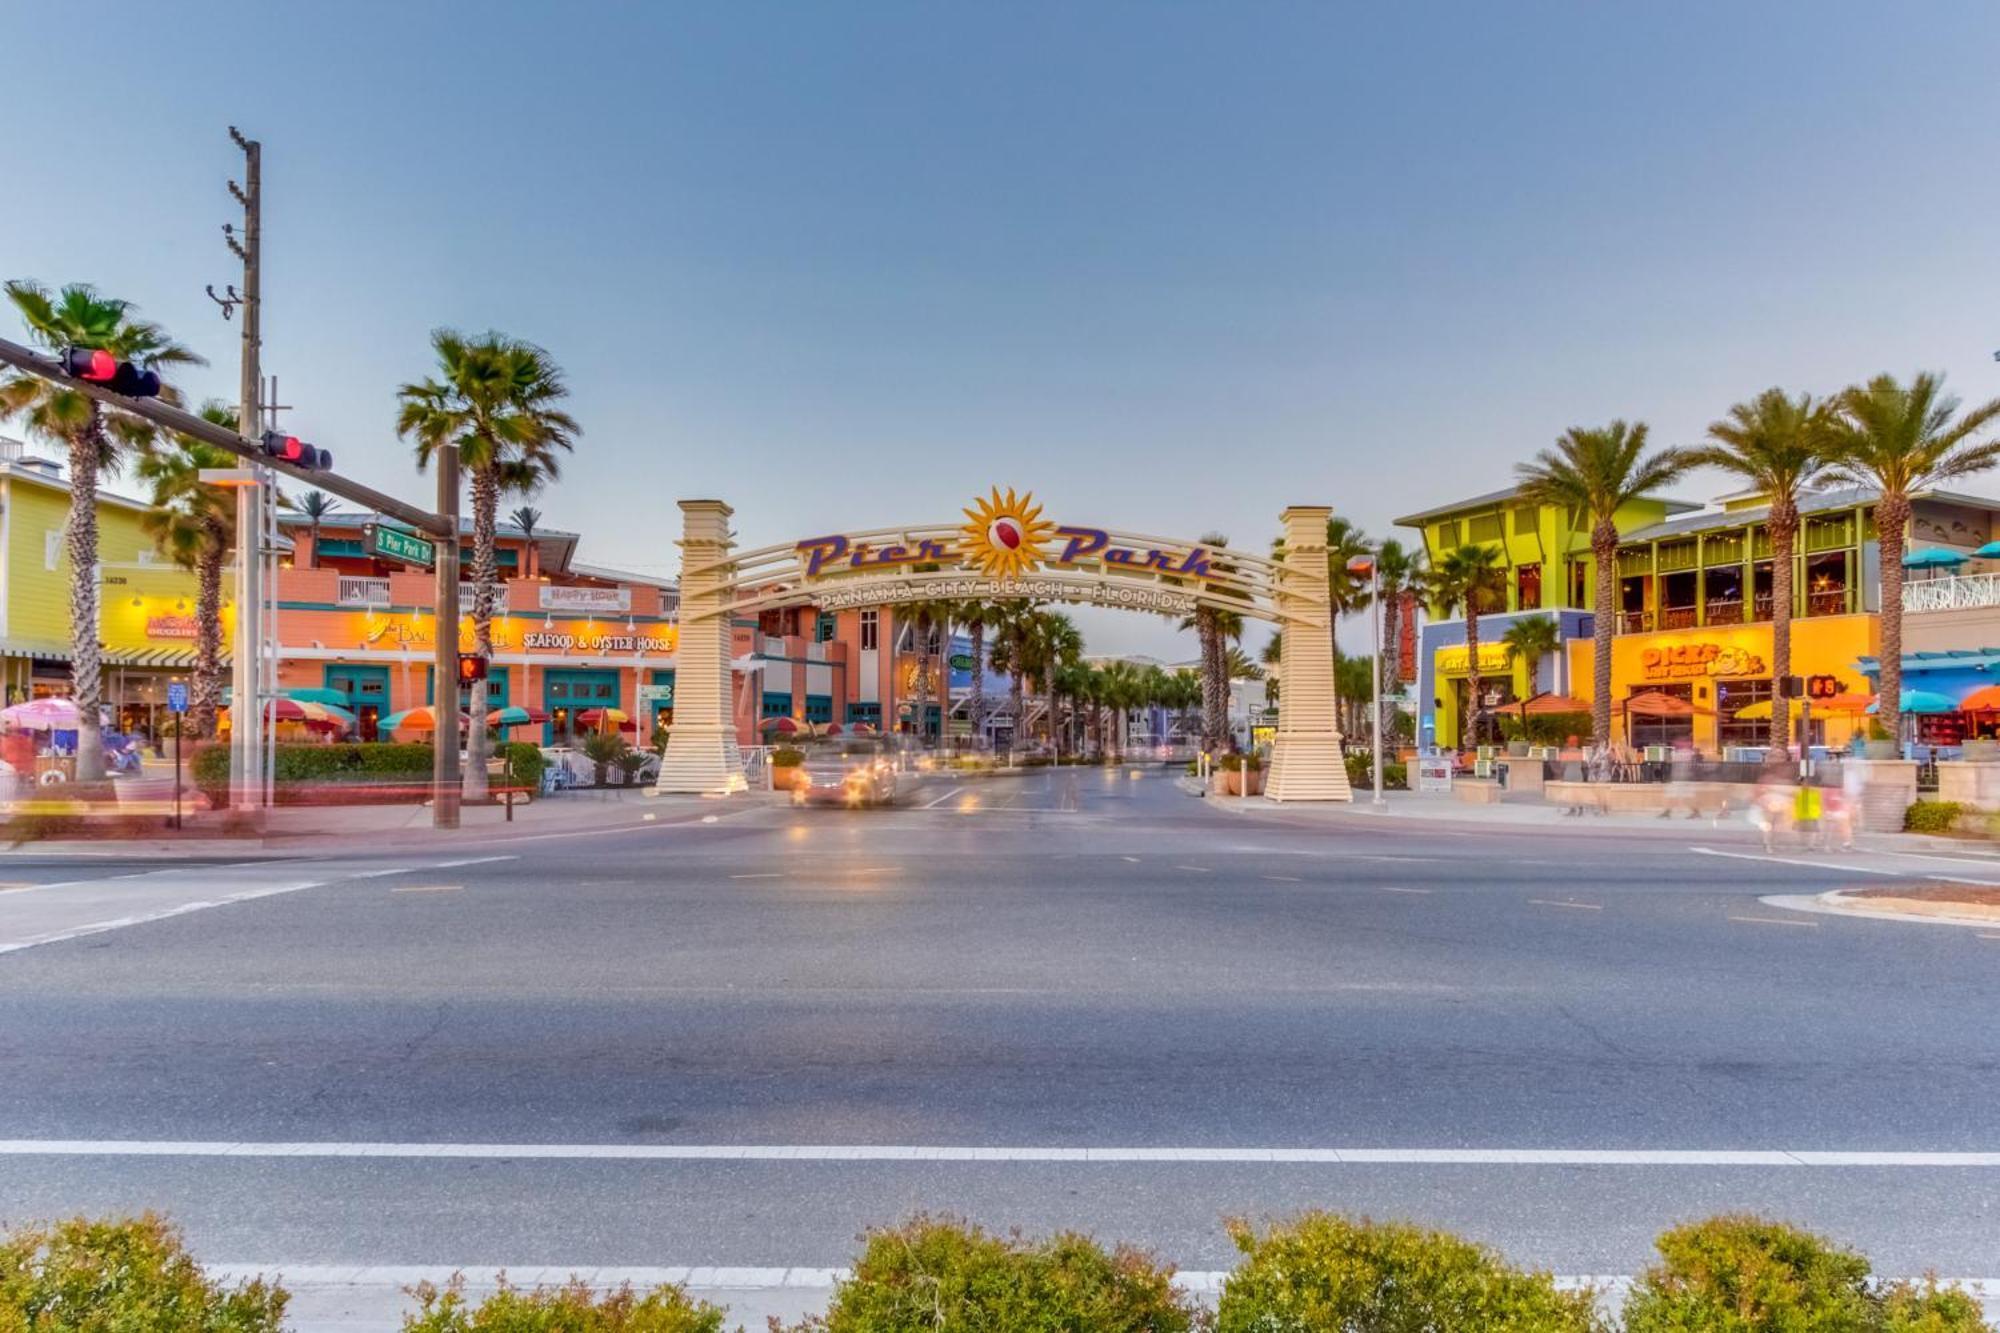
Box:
0 697 79 730
1618 690 1710 717
1902 547 1968 569
1866 690 1956 715
1958 685 2000 712
576 707 634 732
1975 541 2000 559
849 721 876 734
1732 700 1778 721
761 715 800 735
1519 693 1590 715
379 705 468 732
487 705 549 728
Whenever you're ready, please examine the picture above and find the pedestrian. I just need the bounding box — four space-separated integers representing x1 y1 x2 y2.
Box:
1793 781 1824 850
1748 756 1794 852
1559 735 1585 815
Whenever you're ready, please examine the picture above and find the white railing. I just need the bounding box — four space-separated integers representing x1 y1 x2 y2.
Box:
1903 572 2000 614
336 576 392 607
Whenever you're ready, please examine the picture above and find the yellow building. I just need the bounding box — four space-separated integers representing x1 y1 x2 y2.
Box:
0 444 217 737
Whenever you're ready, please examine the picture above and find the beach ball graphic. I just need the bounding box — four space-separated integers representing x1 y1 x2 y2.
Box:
989 516 1024 551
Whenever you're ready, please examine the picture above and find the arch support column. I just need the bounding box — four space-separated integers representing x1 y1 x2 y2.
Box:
1266 505 1353 802
653 500 746 795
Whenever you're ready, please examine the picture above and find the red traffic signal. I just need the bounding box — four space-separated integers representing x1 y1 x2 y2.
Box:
259 431 332 471
61 346 161 398
456 653 488 686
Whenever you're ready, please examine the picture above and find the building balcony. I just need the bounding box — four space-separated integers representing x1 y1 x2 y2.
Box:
336 575 391 607
1660 606 1698 630
1902 572 2000 614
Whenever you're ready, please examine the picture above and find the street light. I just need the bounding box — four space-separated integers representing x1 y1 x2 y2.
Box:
1347 553 1385 805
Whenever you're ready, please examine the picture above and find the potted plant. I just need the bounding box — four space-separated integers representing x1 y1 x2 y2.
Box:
581 731 628 786
768 745 807 791
1217 752 1264 796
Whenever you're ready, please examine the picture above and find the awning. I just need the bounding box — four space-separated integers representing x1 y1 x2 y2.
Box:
103 648 227 669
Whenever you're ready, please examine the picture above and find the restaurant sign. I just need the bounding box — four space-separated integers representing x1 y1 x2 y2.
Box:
1434 642 1511 675
145 615 200 639
522 629 677 654
540 585 632 613
1640 641 1767 680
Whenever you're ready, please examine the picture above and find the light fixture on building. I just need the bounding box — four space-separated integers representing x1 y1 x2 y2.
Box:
131 596 142 607
176 599 186 610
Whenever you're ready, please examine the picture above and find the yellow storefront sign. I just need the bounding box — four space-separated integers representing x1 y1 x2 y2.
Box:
1435 642 1512 675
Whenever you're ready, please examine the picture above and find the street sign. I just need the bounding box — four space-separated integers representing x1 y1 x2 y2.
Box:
166 682 189 714
364 524 437 569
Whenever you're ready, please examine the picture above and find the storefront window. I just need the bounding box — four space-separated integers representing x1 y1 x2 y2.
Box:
859 610 878 650
1716 678 1773 750
1627 683 1694 750
1515 563 1541 611
1660 571 1697 629
1751 561 1774 622
1702 566 1744 626
1805 552 1849 616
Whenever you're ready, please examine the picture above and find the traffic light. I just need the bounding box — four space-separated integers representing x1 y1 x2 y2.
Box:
456 653 487 686
61 346 161 398
259 431 333 471
1807 674 1840 700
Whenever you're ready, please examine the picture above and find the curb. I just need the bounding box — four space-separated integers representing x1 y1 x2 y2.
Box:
1763 890 2000 930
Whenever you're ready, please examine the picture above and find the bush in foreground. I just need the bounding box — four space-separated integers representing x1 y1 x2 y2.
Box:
1215 1213 1604 1333
403 1275 728 1332
1904 800 1964 833
1624 1216 1989 1333
0 1213 287 1332
790 1216 1197 1332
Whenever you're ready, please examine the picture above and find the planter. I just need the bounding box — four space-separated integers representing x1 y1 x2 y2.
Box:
1935 761 2000 812
1217 768 1264 796
769 764 808 792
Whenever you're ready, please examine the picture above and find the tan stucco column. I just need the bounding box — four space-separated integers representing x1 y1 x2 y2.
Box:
653 500 747 795
1265 505 1353 801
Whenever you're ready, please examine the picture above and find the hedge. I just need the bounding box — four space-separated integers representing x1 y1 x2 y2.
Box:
193 741 438 805
1904 800 1963 833
0 1214 287 1332
494 741 545 793
10 1213 1991 1332
788 1216 1195 1333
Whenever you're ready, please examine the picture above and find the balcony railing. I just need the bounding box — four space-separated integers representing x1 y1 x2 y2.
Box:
1618 611 1650 634
1703 598 1744 626
336 576 392 607
1903 572 2000 614
1806 589 1848 617
1660 606 1698 630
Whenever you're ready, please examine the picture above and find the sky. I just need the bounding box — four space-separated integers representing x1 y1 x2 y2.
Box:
5 1 2000 658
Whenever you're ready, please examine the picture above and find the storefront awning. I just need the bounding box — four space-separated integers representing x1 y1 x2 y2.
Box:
103 648 227 669
1857 650 2000 676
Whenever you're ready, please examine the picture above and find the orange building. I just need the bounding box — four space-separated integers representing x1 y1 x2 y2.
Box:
275 510 679 746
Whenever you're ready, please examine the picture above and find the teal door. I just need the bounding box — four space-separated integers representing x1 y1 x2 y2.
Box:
325 665 390 741
544 668 620 745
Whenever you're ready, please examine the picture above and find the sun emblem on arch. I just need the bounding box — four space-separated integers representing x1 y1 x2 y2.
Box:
960 487 1056 578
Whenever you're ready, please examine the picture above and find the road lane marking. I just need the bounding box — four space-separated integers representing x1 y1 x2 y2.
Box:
6 1140 2000 1166
1121 856 1141 863
729 873 783 880
920 788 964 809
1693 846 2000 886
1263 875 1302 883
1173 865 1212 872
0 879 338 955
432 856 517 869
1529 899 1602 911
1729 914 1820 929
390 885 462 894
1378 886 1431 895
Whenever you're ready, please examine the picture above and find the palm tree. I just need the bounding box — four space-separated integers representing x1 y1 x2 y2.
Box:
1097 660 1146 760
1499 614 1561 732
1374 538 1418 700
292 490 337 570
956 601 997 748
1828 373 2000 741
508 504 542 578
1322 515 1374 668
1032 611 1084 753
1429 544 1508 749
398 331 579 800
1178 534 1242 753
0 282 203 781
136 403 239 742
1685 389 1835 752
898 595 956 747
1515 422 1693 750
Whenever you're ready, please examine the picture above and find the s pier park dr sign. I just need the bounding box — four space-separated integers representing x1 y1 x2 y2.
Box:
793 488 1216 616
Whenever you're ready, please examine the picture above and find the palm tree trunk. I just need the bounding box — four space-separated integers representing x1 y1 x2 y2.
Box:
1768 503 1798 754
1463 603 1482 751
1592 520 1617 751
970 621 986 748
192 538 225 741
307 521 320 571
67 415 106 782
464 469 498 801
1198 610 1224 751
913 616 932 748
1876 492 1911 745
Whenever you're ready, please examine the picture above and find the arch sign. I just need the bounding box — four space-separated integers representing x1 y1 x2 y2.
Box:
654 490 1352 802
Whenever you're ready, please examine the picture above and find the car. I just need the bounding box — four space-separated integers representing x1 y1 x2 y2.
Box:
792 740 900 807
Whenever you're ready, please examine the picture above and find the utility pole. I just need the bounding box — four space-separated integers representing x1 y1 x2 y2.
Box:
433 445 462 828
211 126 264 816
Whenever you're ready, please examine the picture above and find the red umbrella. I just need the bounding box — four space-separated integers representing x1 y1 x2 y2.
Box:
761 715 801 735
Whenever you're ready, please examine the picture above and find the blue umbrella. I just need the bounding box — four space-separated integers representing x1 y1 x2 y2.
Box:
1867 690 1957 715
1974 541 2000 559
1902 547 1968 569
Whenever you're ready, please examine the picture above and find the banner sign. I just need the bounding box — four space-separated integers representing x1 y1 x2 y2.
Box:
539 586 632 613
812 576 1196 617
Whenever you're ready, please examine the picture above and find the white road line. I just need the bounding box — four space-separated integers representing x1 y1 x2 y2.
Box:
432 856 518 869
1121 856 1141 863
1528 899 1603 911
8 1140 1999 1165
920 787 964 809
1729 915 1820 929
1173 864 1212 872
1378 886 1431 895
0 881 331 956
199 1265 2000 1299
729 873 783 880
1693 846 2000 885
1262 875 1302 883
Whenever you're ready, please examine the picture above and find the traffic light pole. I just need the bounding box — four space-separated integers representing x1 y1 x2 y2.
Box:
432 444 461 828
225 128 265 817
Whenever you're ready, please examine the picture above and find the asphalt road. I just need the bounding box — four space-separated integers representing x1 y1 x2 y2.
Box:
1 767 1997 1311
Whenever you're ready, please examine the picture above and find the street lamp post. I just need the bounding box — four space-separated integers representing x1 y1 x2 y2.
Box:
1348 553 1385 805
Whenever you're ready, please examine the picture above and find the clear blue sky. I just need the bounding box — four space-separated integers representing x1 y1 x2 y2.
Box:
6 2 1999 657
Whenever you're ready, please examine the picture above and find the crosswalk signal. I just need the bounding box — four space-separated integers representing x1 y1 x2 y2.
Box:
457 653 487 686
61 346 162 398
260 431 333 471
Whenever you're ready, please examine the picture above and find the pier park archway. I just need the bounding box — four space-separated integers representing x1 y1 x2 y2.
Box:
653 489 1352 801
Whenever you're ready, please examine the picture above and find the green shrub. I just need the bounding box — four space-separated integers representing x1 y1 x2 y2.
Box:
1623 1216 1882 1333
494 741 545 792
1499 712 1593 746
1904 800 1963 833
793 1216 1195 1333
770 746 805 768
1219 753 1262 772
0 1213 288 1331
193 742 438 805
1878 1278 1993 1333
403 1275 726 1332
1215 1213 1602 1333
